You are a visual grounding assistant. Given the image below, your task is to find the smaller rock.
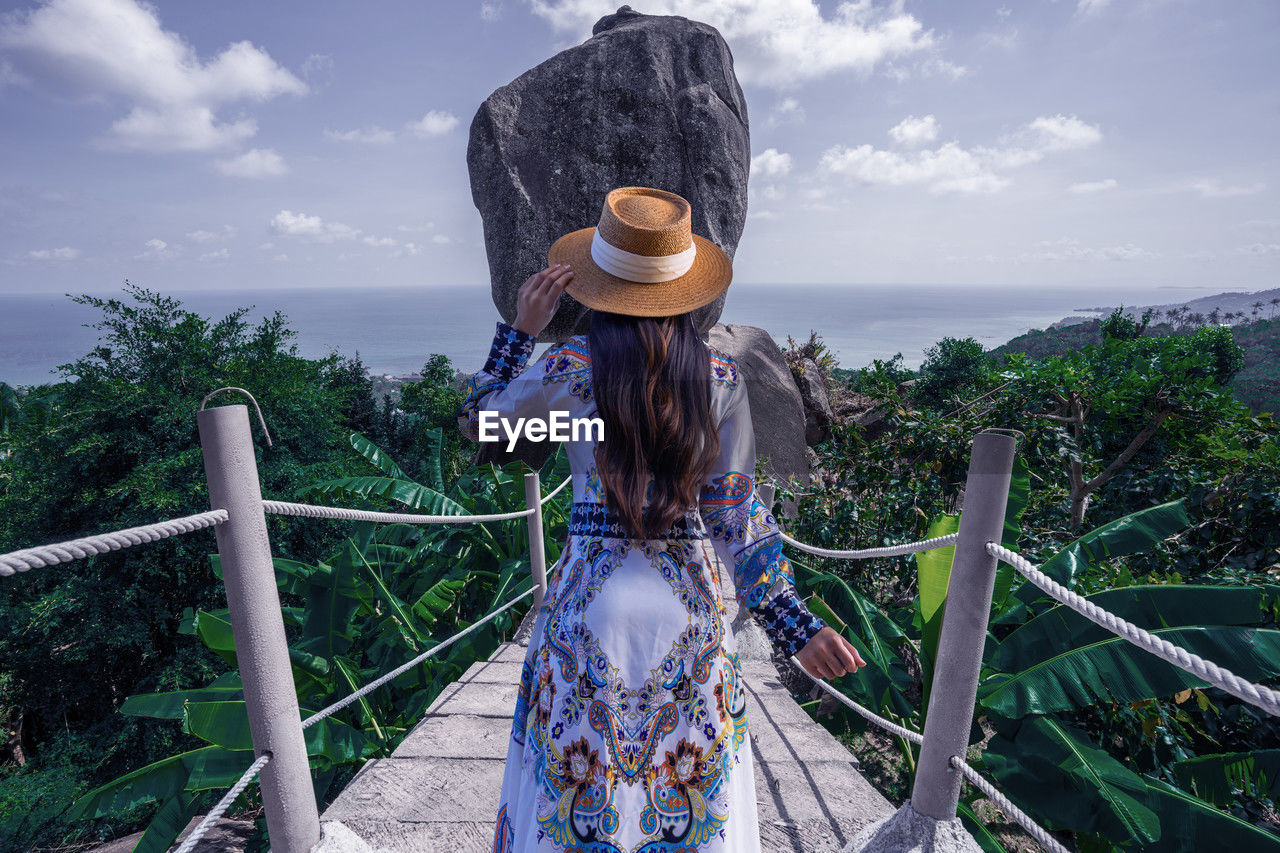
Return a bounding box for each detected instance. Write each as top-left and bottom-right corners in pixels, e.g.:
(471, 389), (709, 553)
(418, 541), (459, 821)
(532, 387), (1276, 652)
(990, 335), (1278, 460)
(795, 358), (835, 445)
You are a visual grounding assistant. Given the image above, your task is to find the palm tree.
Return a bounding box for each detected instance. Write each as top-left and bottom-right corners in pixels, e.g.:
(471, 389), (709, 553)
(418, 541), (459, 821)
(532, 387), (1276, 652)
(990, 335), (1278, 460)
(1270, 297), (1279, 319)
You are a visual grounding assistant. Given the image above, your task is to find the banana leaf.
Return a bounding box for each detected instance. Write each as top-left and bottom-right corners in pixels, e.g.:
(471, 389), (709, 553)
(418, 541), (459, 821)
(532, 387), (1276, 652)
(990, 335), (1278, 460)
(132, 791), (200, 853)
(65, 746), (251, 821)
(349, 432), (407, 479)
(422, 426), (445, 492)
(1171, 749), (1280, 808)
(957, 799), (1013, 853)
(298, 531), (370, 661)
(915, 513), (960, 711)
(983, 714), (1161, 845)
(183, 700), (372, 763)
(1141, 775), (1280, 851)
(980, 626), (1280, 718)
(994, 585), (1279, 673)
(996, 499), (1191, 625)
(304, 475), (466, 515)
(121, 684), (244, 719)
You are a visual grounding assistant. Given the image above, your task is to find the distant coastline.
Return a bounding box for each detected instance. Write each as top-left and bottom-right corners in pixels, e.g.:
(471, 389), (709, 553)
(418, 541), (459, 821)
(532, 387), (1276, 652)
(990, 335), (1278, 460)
(0, 281), (1260, 387)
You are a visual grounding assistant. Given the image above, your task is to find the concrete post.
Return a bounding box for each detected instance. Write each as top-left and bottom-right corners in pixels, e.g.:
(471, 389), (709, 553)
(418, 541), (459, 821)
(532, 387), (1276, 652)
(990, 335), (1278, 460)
(197, 404), (320, 852)
(909, 431), (1017, 821)
(524, 471), (548, 609)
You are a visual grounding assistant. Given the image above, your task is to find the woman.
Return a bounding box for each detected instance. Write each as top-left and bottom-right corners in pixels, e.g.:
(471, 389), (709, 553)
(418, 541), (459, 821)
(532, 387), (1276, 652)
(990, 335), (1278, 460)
(458, 187), (866, 853)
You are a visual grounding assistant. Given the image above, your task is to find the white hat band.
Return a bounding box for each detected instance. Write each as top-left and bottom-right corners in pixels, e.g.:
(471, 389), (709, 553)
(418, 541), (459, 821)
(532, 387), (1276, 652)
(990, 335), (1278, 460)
(590, 229), (697, 283)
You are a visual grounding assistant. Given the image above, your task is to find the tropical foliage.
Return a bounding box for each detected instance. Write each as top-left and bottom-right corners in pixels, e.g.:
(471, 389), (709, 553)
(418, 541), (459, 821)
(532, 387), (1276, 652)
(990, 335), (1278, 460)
(779, 314), (1280, 850)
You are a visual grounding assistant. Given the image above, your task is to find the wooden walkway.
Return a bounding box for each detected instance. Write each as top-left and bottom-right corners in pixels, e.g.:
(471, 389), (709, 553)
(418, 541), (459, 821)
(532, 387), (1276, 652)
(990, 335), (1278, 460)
(322, 561), (894, 852)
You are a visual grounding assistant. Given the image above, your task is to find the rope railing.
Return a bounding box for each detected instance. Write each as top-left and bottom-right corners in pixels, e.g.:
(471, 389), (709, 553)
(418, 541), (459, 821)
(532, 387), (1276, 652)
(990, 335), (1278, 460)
(172, 752), (272, 853)
(0, 510), (228, 576)
(790, 655), (924, 745)
(541, 475), (572, 504)
(780, 530), (959, 560)
(792, 656), (1070, 853)
(262, 500), (536, 525)
(948, 755), (1070, 853)
(301, 587), (536, 730)
(989, 542), (1280, 718)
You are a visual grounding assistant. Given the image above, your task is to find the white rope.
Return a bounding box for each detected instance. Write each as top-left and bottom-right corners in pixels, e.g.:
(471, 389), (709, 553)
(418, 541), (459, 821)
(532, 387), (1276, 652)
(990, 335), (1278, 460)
(788, 655), (924, 745)
(301, 587), (536, 729)
(989, 543), (1280, 718)
(541, 476), (572, 505)
(0, 510), (229, 577)
(780, 531), (959, 560)
(949, 755), (1072, 853)
(789, 657), (1068, 852)
(262, 500), (536, 525)
(171, 752), (271, 853)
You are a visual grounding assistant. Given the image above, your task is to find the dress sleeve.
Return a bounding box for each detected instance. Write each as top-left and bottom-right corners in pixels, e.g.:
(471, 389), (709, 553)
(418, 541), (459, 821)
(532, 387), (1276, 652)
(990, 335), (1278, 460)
(457, 320), (556, 443)
(696, 378), (828, 658)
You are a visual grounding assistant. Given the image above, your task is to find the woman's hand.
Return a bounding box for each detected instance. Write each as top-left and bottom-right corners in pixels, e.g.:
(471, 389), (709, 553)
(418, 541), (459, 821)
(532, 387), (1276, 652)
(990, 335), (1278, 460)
(513, 263), (574, 337)
(794, 626), (867, 680)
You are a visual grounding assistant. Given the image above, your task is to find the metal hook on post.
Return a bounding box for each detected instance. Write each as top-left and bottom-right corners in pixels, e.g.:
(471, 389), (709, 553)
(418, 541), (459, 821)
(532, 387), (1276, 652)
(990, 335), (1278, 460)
(199, 387), (273, 447)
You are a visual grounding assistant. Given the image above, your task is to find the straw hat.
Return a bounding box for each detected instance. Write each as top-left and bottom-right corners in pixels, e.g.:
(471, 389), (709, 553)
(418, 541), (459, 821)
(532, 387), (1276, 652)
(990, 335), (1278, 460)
(548, 186), (733, 317)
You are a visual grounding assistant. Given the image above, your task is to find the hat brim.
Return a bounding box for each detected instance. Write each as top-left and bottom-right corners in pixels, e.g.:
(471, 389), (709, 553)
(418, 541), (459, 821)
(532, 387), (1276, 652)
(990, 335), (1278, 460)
(548, 227), (732, 317)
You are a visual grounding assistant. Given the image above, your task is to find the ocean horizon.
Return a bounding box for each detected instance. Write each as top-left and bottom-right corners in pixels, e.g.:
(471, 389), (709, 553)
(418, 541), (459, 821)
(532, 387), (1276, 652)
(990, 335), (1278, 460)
(0, 281), (1239, 387)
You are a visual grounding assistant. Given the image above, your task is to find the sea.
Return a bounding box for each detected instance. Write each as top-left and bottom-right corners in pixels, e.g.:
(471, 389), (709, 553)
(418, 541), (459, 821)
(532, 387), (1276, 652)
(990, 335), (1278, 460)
(0, 282), (1235, 387)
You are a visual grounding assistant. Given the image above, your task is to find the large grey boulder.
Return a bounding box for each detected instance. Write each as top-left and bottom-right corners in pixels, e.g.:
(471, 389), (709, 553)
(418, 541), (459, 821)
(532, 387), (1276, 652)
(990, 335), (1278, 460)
(466, 5), (751, 340)
(707, 323), (810, 519)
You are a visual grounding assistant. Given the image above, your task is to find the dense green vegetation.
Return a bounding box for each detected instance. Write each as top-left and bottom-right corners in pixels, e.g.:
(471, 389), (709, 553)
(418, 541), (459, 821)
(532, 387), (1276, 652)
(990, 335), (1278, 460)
(990, 308), (1280, 415)
(793, 310), (1280, 850)
(0, 284), (484, 850)
(3, 286), (1278, 852)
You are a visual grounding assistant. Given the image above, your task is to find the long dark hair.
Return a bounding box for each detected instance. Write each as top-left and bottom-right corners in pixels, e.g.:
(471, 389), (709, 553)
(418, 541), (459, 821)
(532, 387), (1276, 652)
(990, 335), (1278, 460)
(589, 309), (721, 539)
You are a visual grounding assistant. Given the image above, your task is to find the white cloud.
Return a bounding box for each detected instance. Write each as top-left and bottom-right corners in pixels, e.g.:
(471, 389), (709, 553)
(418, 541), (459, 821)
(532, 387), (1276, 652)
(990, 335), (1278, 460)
(0, 0), (306, 152)
(325, 126), (396, 144)
(135, 237), (177, 259)
(215, 148), (287, 178)
(392, 242), (424, 257)
(820, 113), (1102, 194)
(186, 225), (235, 242)
(1188, 179), (1266, 198)
(820, 141), (1010, 194)
(27, 246), (79, 260)
(889, 114), (938, 146)
(198, 247), (229, 262)
(481, 2), (502, 21)
(751, 148), (792, 180)
(271, 210), (360, 241)
(408, 110), (459, 137)
(273, 253), (289, 262)
(1019, 114), (1103, 151)
(431, 234), (453, 244)
(996, 6), (1012, 19)
(527, 0), (942, 87)
(765, 97), (805, 128)
(362, 235), (397, 247)
(1237, 243), (1280, 256)
(1068, 178), (1117, 193)
(1076, 0), (1112, 17)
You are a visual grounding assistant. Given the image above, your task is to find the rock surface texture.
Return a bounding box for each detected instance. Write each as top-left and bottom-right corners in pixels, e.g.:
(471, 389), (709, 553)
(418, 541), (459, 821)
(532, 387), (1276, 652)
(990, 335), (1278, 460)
(466, 5), (751, 340)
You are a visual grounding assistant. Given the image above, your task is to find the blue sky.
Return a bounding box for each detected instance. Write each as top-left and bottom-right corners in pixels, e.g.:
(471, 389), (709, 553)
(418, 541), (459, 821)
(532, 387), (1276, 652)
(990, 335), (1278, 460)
(0, 0), (1277, 295)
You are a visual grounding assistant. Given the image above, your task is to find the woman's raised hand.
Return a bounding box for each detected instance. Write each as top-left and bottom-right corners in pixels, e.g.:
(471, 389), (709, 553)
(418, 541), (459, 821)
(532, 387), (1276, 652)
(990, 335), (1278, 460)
(513, 263), (574, 337)
(794, 626), (867, 680)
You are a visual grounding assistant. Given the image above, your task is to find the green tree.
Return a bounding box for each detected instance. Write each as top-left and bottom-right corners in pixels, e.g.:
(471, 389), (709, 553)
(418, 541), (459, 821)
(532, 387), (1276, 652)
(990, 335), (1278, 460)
(0, 283), (377, 848)
(915, 336), (995, 411)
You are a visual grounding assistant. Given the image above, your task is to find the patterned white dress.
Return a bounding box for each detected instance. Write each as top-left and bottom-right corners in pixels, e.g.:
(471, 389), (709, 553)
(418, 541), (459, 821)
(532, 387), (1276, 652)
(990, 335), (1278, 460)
(458, 321), (827, 853)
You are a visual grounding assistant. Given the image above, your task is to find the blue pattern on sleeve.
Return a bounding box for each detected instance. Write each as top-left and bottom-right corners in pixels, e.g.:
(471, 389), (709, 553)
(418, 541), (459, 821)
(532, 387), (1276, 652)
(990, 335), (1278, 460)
(457, 320), (538, 441)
